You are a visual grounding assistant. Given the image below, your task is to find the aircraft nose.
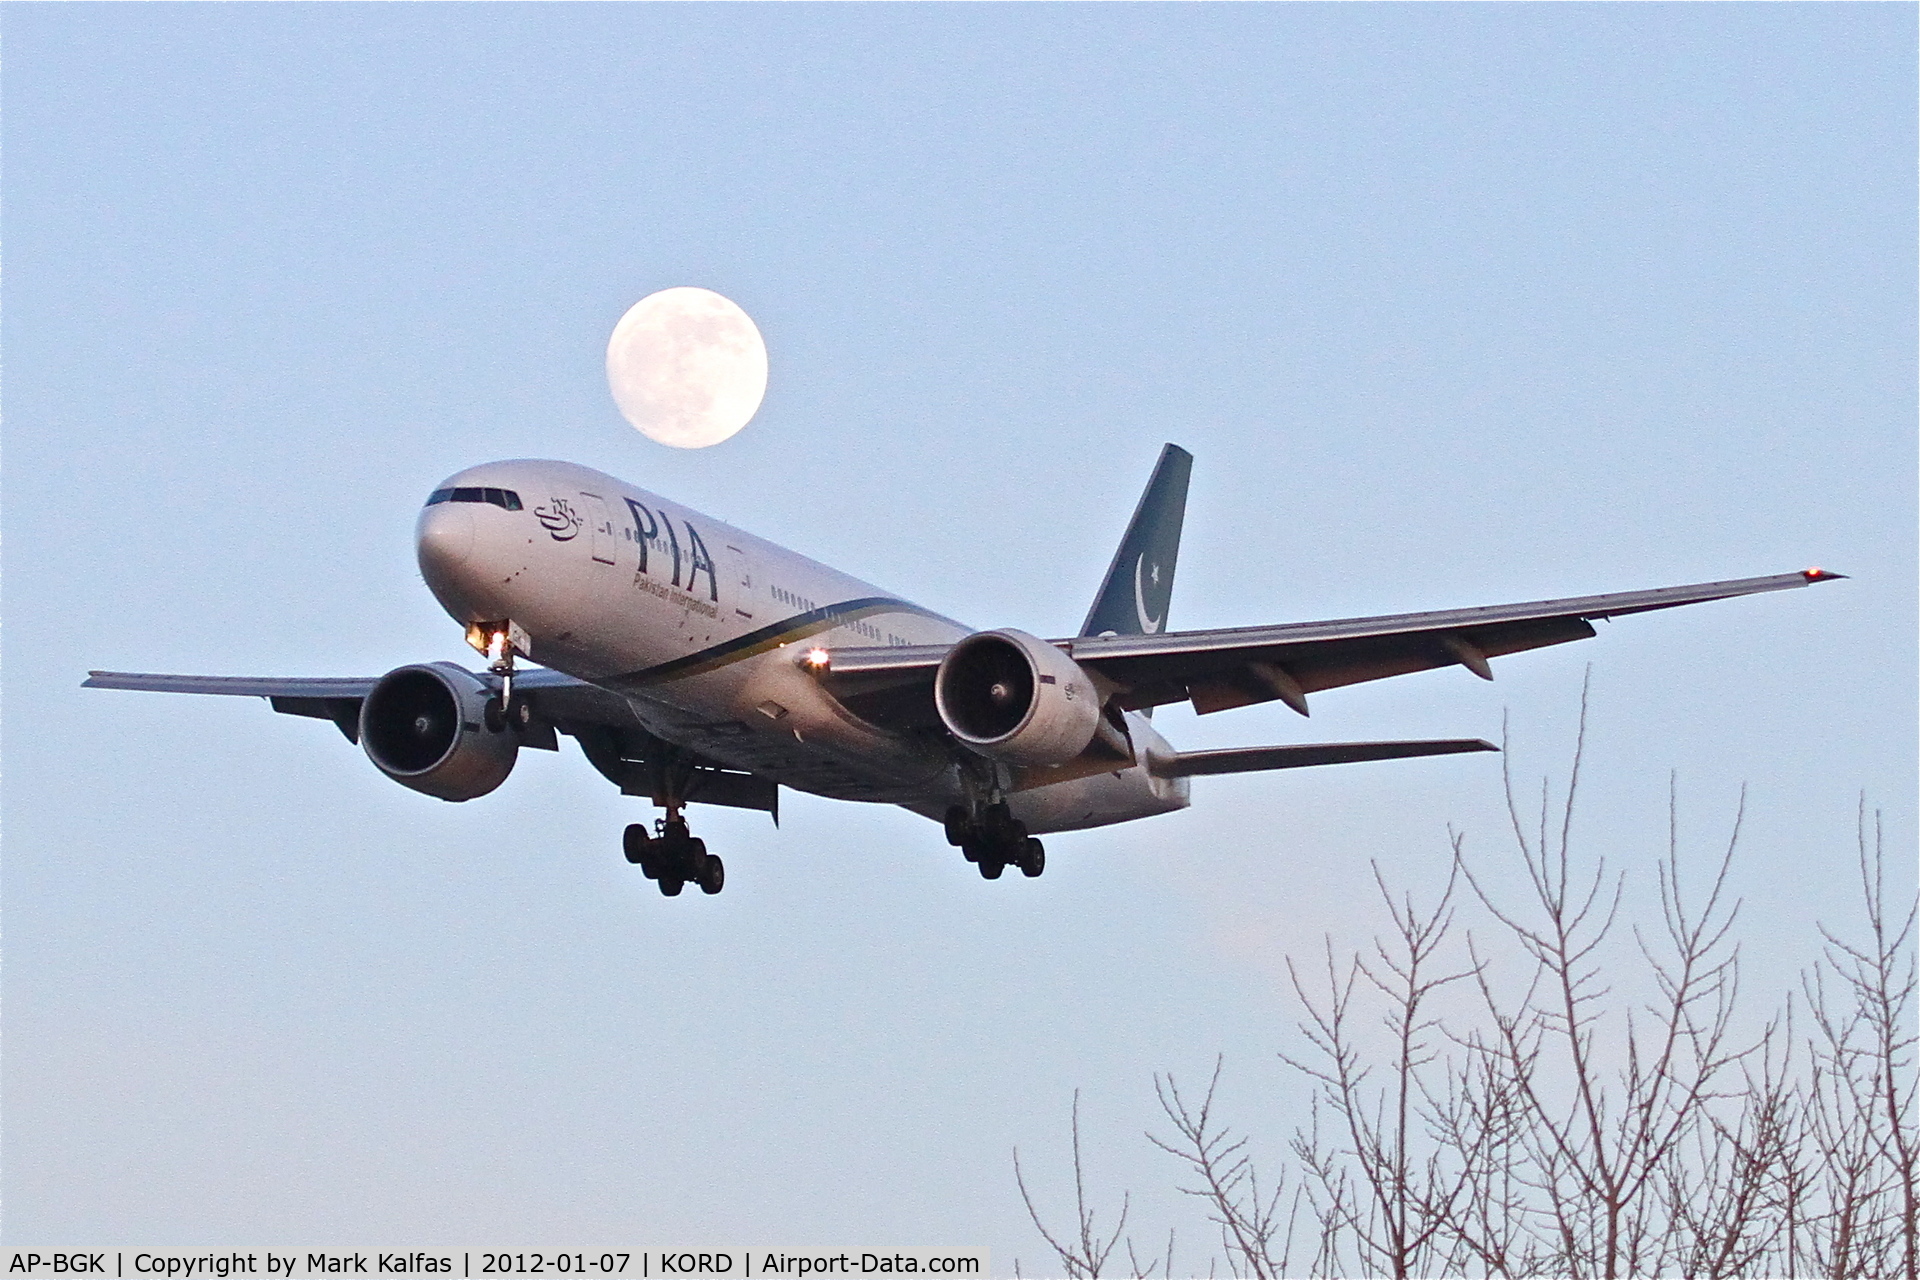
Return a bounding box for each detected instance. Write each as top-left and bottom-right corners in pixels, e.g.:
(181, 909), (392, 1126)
(416, 501), (475, 584)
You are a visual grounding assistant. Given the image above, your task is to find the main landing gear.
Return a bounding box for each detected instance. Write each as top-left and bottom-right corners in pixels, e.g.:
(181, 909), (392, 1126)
(945, 803), (1045, 881)
(624, 809), (725, 897)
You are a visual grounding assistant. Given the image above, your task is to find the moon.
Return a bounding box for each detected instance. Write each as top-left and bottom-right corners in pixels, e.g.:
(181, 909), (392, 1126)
(606, 287), (768, 448)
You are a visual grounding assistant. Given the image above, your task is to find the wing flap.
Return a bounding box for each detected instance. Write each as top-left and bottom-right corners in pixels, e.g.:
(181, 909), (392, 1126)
(568, 723), (779, 816)
(268, 696), (364, 743)
(1179, 615), (1599, 715)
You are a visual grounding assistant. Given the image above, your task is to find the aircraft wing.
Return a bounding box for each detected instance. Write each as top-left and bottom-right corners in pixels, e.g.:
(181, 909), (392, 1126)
(81, 667), (641, 740)
(819, 568), (1843, 724)
(82, 667), (777, 814)
(83, 670), (387, 741)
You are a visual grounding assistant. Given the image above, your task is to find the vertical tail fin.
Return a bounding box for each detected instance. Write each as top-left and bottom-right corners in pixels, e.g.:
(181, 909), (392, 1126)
(1079, 443), (1192, 638)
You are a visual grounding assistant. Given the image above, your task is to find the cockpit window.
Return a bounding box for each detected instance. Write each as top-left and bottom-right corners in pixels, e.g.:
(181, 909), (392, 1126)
(425, 487), (522, 511)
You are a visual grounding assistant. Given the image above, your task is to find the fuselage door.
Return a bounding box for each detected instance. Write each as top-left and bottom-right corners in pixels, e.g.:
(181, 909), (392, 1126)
(727, 544), (756, 621)
(580, 493), (617, 565)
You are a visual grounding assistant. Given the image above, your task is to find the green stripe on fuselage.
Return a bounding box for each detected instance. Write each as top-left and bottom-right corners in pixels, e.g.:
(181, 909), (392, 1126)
(607, 597), (949, 689)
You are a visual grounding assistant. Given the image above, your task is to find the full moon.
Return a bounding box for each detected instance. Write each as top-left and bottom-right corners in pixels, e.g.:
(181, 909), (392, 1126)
(606, 287), (769, 448)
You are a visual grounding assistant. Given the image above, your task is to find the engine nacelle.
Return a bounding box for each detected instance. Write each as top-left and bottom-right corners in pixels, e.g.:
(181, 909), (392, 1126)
(359, 662), (517, 801)
(934, 628), (1102, 768)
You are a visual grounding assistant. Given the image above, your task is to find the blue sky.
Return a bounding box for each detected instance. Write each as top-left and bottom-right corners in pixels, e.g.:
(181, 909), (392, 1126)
(4, 4), (1912, 1262)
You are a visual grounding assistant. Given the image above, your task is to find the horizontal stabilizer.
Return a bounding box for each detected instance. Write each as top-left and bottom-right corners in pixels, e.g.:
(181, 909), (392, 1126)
(1148, 738), (1497, 778)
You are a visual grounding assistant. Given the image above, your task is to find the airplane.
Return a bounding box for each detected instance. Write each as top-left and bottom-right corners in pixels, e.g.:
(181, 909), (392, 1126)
(87, 444), (1841, 897)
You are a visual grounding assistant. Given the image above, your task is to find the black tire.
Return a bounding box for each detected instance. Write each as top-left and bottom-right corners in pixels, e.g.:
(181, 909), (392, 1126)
(1020, 837), (1046, 878)
(959, 840), (982, 864)
(698, 854), (725, 895)
(623, 823), (652, 866)
(985, 804), (1028, 851)
(978, 858), (1004, 880)
(943, 806), (970, 847)
(658, 877), (684, 897)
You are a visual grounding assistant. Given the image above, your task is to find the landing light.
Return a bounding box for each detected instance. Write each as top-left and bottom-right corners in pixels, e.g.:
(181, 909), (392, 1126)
(464, 620), (523, 662)
(803, 647), (831, 671)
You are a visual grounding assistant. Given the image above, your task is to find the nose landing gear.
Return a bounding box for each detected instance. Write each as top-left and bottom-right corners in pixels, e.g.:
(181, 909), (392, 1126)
(467, 619), (531, 716)
(947, 803), (1046, 880)
(623, 805), (725, 896)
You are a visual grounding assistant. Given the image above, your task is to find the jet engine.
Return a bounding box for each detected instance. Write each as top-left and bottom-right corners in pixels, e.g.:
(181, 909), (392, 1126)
(934, 629), (1102, 768)
(359, 662), (517, 801)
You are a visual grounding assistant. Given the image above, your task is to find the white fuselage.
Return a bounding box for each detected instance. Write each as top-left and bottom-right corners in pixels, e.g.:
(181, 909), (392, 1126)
(415, 460), (1189, 834)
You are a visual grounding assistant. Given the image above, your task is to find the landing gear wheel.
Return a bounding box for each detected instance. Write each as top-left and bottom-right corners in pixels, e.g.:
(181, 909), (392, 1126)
(698, 854), (725, 895)
(978, 858), (1005, 880)
(1019, 837), (1046, 878)
(623, 823), (653, 867)
(658, 877), (685, 897)
(944, 806), (970, 847)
